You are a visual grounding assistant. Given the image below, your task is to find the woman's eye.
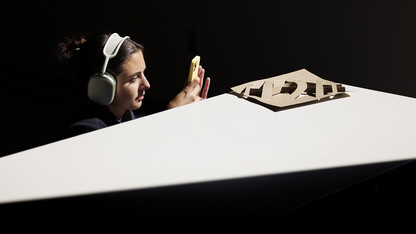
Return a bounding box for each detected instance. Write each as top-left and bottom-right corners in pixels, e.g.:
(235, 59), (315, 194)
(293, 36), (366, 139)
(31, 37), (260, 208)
(130, 76), (138, 82)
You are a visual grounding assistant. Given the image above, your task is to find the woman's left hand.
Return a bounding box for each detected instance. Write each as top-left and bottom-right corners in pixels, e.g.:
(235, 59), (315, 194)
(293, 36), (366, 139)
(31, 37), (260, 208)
(167, 65), (211, 109)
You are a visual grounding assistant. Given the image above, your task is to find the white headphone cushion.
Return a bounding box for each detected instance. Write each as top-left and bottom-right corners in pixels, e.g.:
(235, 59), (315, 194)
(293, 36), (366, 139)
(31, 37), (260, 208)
(87, 73), (117, 105)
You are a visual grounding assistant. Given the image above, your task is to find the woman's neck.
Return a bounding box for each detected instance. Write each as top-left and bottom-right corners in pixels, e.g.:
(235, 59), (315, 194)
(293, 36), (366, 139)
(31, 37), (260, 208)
(107, 105), (126, 122)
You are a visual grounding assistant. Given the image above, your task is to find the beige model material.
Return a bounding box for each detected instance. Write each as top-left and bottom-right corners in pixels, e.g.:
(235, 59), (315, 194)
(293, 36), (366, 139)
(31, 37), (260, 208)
(231, 69), (347, 108)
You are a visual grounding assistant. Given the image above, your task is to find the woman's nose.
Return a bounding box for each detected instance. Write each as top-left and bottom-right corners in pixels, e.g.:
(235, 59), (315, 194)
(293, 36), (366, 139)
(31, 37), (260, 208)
(141, 75), (150, 90)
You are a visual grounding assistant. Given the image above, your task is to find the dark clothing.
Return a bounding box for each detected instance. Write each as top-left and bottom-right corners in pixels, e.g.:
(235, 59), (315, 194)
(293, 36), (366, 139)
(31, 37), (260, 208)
(66, 107), (143, 138)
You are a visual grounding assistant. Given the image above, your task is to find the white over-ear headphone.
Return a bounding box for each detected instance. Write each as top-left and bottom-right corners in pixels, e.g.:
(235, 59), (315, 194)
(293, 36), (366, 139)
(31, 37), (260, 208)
(87, 33), (130, 105)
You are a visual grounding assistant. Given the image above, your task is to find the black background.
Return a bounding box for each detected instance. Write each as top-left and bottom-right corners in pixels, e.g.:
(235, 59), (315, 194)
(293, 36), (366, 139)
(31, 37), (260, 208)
(1, 0), (416, 223)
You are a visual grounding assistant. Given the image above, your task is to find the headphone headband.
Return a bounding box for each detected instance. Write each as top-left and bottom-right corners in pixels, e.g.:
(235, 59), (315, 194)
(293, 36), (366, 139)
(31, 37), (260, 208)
(101, 33), (130, 74)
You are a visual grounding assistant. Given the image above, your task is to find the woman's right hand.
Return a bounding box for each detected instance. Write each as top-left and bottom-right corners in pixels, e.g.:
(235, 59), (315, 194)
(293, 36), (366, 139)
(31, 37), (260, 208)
(167, 65), (211, 109)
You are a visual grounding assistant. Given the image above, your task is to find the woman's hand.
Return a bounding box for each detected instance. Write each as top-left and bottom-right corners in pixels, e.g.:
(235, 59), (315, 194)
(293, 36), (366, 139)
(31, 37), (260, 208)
(167, 65), (211, 109)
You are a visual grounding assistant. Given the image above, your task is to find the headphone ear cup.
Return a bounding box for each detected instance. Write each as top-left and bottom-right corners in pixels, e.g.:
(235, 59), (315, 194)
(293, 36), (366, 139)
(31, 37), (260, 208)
(87, 72), (117, 105)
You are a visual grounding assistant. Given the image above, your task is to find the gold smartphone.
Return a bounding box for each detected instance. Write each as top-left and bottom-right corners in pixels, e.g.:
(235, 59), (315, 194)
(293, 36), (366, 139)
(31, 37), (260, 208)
(187, 55), (200, 83)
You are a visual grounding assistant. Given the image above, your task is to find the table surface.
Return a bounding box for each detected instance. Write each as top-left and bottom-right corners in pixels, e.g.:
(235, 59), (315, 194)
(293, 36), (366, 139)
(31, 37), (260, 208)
(1, 84), (416, 205)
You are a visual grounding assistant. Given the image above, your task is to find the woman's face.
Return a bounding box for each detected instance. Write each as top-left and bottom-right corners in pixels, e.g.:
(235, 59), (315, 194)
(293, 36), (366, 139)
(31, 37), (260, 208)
(110, 50), (150, 111)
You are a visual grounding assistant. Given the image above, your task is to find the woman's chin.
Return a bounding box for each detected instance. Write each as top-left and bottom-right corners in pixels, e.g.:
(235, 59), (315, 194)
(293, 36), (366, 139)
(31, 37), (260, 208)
(131, 101), (143, 110)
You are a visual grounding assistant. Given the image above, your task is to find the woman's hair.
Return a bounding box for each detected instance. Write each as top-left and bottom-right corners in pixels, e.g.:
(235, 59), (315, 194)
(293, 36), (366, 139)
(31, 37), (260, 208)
(56, 32), (144, 88)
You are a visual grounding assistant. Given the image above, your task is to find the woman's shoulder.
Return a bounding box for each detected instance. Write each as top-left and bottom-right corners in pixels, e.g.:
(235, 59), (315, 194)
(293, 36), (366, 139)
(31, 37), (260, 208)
(64, 109), (143, 138)
(66, 118), (108, 138)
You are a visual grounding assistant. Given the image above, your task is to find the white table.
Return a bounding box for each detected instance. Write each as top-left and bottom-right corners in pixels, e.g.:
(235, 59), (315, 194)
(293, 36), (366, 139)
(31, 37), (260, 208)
(1, 84), (416, 222)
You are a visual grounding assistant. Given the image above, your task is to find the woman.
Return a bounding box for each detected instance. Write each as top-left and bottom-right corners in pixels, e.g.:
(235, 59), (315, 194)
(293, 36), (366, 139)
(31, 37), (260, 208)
(57, 32), (210, 137)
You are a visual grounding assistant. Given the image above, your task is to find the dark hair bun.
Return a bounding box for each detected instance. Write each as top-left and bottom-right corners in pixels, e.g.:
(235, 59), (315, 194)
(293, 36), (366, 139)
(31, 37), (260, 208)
(56, 34), (87, 63)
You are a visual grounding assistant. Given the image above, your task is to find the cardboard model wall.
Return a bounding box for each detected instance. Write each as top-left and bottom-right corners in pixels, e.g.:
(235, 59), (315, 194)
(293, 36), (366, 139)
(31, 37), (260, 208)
(231, 69), (347, 108)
